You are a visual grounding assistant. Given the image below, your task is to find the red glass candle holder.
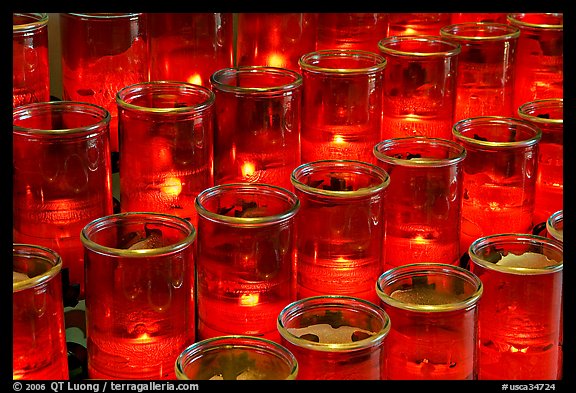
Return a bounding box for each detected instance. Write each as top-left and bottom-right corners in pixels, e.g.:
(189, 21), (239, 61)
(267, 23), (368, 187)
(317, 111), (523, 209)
(518, 98), (563, 225)
(175, 335), (298, 380)
(376, 263), (483, 380)
(116, 81), (215, 229)
(468, 233), (563, 380)
(507, 13), (563, 111)
(60, 13), (149, 154)
(147, 13), (234, 87)
(299, 49), (387, 164)
(13, 244), (69, 380)
(13, 13), (50, 108)
(291, 160), (390, 303)
(546, 210), (563, 243)
(13, 101), (114, 298)
(373, 137), (466, 270)
(440, 22), (520, 122)
(386, 13), (452, 37)
(195, 183), (300, 342)
(81, 212), (197, 380)
(315, 13), (388, 52)
(277, 295), (391, 380)
(378, 35), (460, 140)
(210, 66), (302, 190)
(453, 116), (542, 253)
(236, 13), (317, 72)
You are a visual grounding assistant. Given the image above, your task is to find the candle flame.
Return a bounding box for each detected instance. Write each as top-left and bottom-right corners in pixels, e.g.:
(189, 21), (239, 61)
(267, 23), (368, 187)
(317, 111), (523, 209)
(510, 345), (528, 353)
(241, 161), (256, 178)
(333, 135), (346, 144)
(187, 73), (203, 86)
(404, 28), (417, 35)
(160, 176), (182, 197)
(267, 53), (286, 68)
(137, 332), (152, 343)
(240, 293), (260, 306)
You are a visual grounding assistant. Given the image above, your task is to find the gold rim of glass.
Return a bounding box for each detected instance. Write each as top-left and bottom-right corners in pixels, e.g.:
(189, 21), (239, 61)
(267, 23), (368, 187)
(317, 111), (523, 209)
(195, 183), (300, 227)
(468, 233), (563, 275)
(378, 35), (461, 57)
(13, 13), (48, 33)
(13, 101), (111, 137)
(116, 81), (215, 114)
(291, 159), (390, 198)
(440, 22), (520, 41)
(376, 263), (483, 313)
(13, 243), (62, 293)
(80, 212), (196, 258)
(299, 49), (387, 75)
(277, 295), (391, 352)
(175, 335), (299, 380)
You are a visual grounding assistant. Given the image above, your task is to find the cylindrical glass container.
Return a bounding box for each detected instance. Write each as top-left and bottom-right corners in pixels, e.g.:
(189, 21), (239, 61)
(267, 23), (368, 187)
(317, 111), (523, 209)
(235, 13), (317, 72)
(81, 212), (197, 380)
(440, 22), (520, 122)
(468, 233), (563, 380)
(195, 183), (300, 342)
(299, 49), (387, 164)
(507, 13), (563, 112)
(116, 81), (215, 229)
(175, 335), (298, 380)
(291, 160), (390, 303)
(452, 116), (542, 253)
(373, 137), (466, 269)
(210, 66), (302, 190)
(546, 210), (563, 243)
(147, 13), (234, 87)
(13, 244), (69, 380)
(518, 98), (563, 225)
(60, 13), (149, 155)
(13, 13), (50, 108)
(378, 35), (460, 140)
(277, 295), (391, 380)
(376, 263), (483, 380)
(13, 101), (114, 298)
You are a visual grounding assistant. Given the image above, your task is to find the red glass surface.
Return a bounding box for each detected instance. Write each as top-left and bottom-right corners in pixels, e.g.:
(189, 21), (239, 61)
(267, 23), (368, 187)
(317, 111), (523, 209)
(13, 102), (114, 298)
(291, 160), (389, 303)
(450, 13), (508, 24)
(195, 184), (299, 342)
(81, 212), (196, 380)
(211, 67), (302, 190)
(236, 13), (317, 72)
(518, 99), (563, 225)
(299, 50), (386, 164)
(386, 13), (452, 37)
(374, 137), (466, 270)
(277, 296), (390, 380)
(378, 36), (460, 140)
(468, 234), (563, 380)
(13, 13), (50, 108)
(315, 13), (388, 52)
(147, 13), (234, 87)
(440, 22), (520, 123)
(376, 264), (482, 380)
(452, 117), (541, 253)
(60, 13), (149, 153)
(117, 81), (215, 229)
(507, 13), (563, 112)
(13, 244), (69, 380)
